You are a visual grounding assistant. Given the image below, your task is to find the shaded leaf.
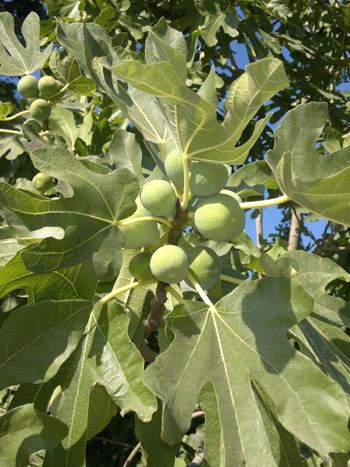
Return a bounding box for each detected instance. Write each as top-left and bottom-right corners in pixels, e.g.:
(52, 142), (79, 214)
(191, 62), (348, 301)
(0, 300), (92, 387)
(0, 404), (67, 467)
(109, 129), (143, 182)
(0, 252), (97, 302)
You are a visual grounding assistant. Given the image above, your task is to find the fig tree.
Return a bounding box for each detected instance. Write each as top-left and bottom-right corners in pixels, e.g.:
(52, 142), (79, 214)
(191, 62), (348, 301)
(189, 161), (229, 197)
(150, 245), (189, 284)
(187, 246), (220, 290)
(30, 99), (51, 121)
(38, 76), (59, 98)
(129, 252), (154, 281)
(17, 75), (39, 98)
(164, 149), (184, 189)
(194, 194), (245, 241)
(32, 172), (55, 193)
(140, 179), (177, 218)
(119, 198), (160, 249)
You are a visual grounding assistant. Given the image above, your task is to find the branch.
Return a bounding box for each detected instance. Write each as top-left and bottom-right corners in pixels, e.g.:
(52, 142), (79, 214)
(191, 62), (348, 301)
(255, 209), (263, 249)
(288, 207), (301, 251)
(122, 442), (141, 467)
(142, 200), (189, 343)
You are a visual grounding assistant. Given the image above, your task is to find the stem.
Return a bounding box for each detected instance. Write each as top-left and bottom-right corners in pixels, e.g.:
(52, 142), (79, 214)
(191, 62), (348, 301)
(220, 274), (243, 286)
(118, 216), (172, 229)
(187, 272), (214, 307)
(122, 442), (141, 467)
(180, 155), (191, 210)
(240, 194), (289, 210)
(1, 109), (30, 121)
(0, 128), (22, 136)
(98, 280), (153, 305)
(48, 82), (70, 101)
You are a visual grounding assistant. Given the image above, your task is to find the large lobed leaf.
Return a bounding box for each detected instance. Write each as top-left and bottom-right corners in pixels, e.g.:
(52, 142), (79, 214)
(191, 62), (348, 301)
(0, 12), (52, 75)
(44, 302), (157, 466)
(0, 147), (139, 280)
(267, 102), (350, 226)
(145, 278), (350, 465)
(113, 58), (288, 164)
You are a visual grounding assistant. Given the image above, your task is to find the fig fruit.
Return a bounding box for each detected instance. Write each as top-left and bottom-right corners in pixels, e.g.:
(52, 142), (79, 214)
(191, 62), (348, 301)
(129, 252), (154, 281)
(17, 75), (39, 98)
(187, 246), (220, 290)
(38, 76), (59, 99)
(189, 161), (229, 197)
(140, 179), (177, 218)
(164, 149), (184, 189)
(150, 245), (189, 284)
(30, 99), (51, 121)
(32, 172), (55, 193)
(194, 194), (245, 241)
(119, 198), (160, 249)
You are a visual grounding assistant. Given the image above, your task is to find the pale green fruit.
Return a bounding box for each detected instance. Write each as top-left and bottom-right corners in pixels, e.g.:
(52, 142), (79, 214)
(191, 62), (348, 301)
(187, 246), (220, 290)
(164, 149), (184, 189)
(30, 99), (51, 121)
(17, 76), (39, 98)
(38, 76), (59, 98)
(140, 180), (177, 218)
(189, 161), (229, 197)
(119, 198), (160, 249)
(150, 245), (189, 284)
(194, 194), (245, 241)
(32, 172), (55, 193)
(129, 252), (154, 281)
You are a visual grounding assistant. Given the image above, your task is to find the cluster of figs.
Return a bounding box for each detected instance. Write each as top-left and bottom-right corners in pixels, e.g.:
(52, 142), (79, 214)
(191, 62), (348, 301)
(17, 74), (63, 121)
(122, 149), (245, 290)
(17, 74), (64, 194)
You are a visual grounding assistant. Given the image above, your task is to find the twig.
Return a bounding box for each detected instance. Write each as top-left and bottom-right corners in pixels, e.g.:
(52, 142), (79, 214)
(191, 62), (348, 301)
(189, 452), (204, 466)
(122, 442), (141, 467)
(288, 207), (301, 251)
(255, 209), (263, 249)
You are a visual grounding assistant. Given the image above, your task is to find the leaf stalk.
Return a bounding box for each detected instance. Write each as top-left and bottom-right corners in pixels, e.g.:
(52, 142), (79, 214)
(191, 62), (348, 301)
(239, 194), (289, 210)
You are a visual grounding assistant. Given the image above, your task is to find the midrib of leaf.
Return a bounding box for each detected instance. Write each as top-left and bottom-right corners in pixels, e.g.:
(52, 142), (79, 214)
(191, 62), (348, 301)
(210, 307), (247, 461)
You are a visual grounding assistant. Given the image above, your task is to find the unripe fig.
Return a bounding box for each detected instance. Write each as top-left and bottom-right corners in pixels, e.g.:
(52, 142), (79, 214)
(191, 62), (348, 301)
(150, 245), (189, 284)
(187, 246), (220, 290)
(129, 252), (154, 281)
(189, 161), (229, 197)
(38, 76), (59, 98)
(119, 198), (160, 249)
(30, 99), (51, 121)
(194, 194), (245, 241)
(17, 75), (39, 98)
(140, 180), (177, 218)
(164, 149), (184, 189)
(32, 172), (55, 193)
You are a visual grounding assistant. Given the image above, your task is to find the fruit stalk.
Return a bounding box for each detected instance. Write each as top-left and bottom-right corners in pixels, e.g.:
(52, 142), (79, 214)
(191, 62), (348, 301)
(180, 155), (191, 210)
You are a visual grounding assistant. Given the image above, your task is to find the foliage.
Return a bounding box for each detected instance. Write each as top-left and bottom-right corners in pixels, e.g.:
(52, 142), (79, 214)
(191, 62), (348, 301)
(0, 2), (349, 467)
